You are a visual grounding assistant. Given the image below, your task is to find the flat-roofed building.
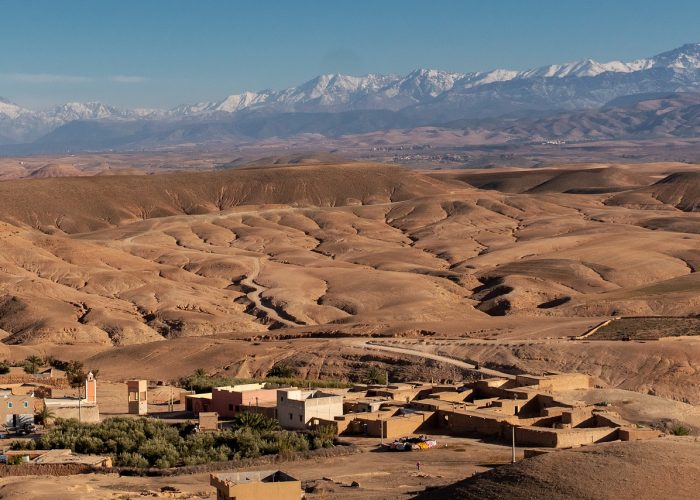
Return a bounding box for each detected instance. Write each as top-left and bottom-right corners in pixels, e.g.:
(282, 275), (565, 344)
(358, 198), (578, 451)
(211, 383), (278, 418)
(185, 392), (213, 413)
(0, 390), (36, 427)
(127, 380), (148, 415)
(185, 383), (280, 418)
(277, 389), (343, 430)
(210, 470), (300, 500)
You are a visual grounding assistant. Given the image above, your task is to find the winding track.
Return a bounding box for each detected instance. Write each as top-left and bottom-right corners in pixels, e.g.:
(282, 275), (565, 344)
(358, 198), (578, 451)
(358, 340), (515, 379)
(240, 256), (302, 328)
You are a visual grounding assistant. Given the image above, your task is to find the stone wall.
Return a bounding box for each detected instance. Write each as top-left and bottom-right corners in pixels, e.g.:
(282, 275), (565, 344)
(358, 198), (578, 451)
(516, 425), (619, 448)
(440, 410), (509, 438)
(50, 404), (100, 423)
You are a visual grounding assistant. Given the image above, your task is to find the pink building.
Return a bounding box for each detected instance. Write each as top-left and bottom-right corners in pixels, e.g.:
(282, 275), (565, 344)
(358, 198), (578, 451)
(186, 383), (279, 418)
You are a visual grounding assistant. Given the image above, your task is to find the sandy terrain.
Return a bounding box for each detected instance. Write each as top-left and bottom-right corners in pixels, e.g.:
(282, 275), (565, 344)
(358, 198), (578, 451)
(0, 436), (520, 499)
(0, 158), (696, 497)
(418, 437), (700, 500)
(0, 160), (695, 402)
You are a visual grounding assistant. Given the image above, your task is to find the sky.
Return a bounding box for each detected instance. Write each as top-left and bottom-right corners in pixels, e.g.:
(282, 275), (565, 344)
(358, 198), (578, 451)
(2, 0), (699, 109)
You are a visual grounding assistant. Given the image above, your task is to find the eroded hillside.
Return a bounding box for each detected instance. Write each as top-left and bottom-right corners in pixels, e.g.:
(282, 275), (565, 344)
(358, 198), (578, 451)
(0, 162), (697, 346)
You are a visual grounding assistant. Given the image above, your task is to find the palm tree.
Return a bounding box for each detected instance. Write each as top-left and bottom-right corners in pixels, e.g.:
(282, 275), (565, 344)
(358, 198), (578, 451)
(24, 355), (43, 375)
(37, 405), (56, 426)
(232, 412), (280, 432)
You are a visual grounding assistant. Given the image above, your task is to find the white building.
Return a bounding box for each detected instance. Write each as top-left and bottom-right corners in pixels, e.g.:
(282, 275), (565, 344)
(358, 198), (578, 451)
(276, 389), (343, 430)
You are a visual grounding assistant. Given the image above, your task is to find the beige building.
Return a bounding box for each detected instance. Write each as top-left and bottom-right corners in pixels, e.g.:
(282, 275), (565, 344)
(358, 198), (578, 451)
(198, 411), (219, 431)
(127, 380), (148, 415)
(277, 388), (343, 430)
(0, 390), (36, 427)
(210, 470), (300, 500)
(44, 371), (100, 423)
(331, 371), (660, 449)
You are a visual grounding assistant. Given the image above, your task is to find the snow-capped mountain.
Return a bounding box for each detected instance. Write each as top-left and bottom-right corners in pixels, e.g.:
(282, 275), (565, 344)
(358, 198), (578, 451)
(2, 42), (700, 149)
(0, 97), (31, 120)
(166, 43), (700, 118)
(0, 99), (144, 144)
(44, 102), (133, 122)
(174, 70), (466, 115)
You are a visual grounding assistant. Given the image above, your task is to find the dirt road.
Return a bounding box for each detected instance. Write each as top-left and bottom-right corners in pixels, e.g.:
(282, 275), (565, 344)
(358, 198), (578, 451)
(359, 340), (515, 379)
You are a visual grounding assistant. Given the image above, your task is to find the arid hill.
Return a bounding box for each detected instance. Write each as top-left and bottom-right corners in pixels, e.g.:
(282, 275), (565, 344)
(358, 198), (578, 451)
(0, 160), (698, 404)
(418, 438), (700, 500)
(28, 163), (85, 179)
(434, 164), (663, 194)
(607, 171), (700, 212)
(0, 163), (453, 233)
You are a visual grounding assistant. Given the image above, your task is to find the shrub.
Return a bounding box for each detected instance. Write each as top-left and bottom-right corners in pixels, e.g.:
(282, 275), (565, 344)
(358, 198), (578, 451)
(12, 416), (316, 468)
(117, 451), (149, 468)
(311, 425), (336, 448)
(267, 364), (294, 378)
(670, 424), (691, 436)
(139, 438), (179, 468)
(363, 366), (386, 385)
(0, 362), (10, 375)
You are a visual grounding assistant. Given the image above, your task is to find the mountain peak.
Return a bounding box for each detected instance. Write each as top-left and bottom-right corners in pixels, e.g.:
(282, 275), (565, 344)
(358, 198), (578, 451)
(0, 98), (28, 119)
(649, 42), (700, 71)
(3, 42), (700, 149)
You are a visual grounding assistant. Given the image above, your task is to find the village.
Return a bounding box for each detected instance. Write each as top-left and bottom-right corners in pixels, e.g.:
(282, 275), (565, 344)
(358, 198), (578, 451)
(0, 356), (664, 499)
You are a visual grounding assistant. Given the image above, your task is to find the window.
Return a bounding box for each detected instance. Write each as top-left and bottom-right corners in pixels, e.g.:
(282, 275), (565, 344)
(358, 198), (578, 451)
(299, 414), (302, 422)
(228, 404), (233, 411)
(7, 402), (12, 409)
(23, 402), (28, 408)
(289, 413), (293, 420)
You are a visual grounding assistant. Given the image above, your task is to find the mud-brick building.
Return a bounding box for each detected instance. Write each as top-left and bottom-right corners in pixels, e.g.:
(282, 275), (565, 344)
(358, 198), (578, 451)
(185, 383), (279, 418)
(210, 470), (300, 500)
(0, 390), (37, 427)
(277, 388), (343, 430)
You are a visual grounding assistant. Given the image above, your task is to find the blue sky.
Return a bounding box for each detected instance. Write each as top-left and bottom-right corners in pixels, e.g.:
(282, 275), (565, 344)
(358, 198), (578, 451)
(2, 0), (699, 109)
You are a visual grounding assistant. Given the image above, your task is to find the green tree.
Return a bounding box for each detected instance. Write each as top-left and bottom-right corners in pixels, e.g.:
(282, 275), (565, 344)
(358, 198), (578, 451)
(232, 412), (280, 433)
(0, 361), (10, 375)
(11, 416), (315, 468)
(23, 355), (43, 374)
(63, 360), (89, 388)
(36, 406), (56, 426)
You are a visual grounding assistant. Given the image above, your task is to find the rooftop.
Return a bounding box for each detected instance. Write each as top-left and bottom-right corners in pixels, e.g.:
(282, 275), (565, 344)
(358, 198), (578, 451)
(211, 469), (297, 485)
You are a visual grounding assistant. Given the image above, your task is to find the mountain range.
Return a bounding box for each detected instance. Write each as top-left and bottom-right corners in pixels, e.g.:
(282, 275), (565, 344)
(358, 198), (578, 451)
(2, 43), (700, 152)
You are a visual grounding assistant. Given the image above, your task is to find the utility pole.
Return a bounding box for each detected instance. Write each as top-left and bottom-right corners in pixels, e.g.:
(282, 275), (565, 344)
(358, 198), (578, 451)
(512, 393), (518, 463)
(380, 415), (384, 445)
